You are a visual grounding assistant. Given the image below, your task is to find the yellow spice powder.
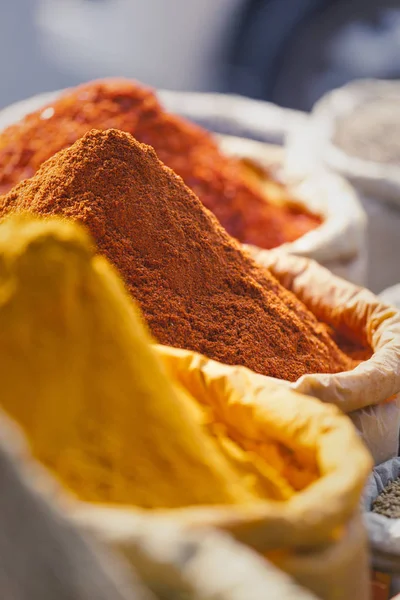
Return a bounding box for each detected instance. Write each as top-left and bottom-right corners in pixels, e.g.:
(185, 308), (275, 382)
(0, 215), (316, 507)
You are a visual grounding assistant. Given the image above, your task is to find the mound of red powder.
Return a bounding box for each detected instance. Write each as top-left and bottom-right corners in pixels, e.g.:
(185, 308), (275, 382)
(0, 78), (321, 249)
(0, 128), (354, 381)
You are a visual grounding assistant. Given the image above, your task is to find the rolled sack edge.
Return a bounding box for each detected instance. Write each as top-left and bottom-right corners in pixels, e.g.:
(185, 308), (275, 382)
(253, 250), (400, 413)
(0, 342), (371, 555)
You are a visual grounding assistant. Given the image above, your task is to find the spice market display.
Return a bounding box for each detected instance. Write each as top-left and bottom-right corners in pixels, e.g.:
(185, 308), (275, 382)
(0, 78), (321, 250)
(0, 214), (370, 508)
(0, 76), (400, 600)
(0, 212), (376, 600)
(0, 215), (372, 534)
(0, 129), (362, 382)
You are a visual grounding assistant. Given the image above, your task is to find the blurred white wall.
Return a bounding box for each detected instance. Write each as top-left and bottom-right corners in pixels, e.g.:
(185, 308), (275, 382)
(37, 0), (244, 91)
(0, 0), (243, 109)
(0, 0), (78, 107)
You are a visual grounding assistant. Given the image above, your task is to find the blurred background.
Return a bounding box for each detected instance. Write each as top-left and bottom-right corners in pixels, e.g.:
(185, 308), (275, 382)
(2, 0), (400, 111)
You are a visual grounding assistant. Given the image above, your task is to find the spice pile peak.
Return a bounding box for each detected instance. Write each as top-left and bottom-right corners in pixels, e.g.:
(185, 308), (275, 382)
(0, 129), (355, 381)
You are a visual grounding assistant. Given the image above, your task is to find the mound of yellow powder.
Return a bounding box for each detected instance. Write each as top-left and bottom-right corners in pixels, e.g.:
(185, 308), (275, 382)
(0, 215), (300, 507)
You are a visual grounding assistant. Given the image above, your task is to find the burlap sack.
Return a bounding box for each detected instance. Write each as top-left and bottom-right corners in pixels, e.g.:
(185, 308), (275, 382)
(0, 89), (367, 286)
(251, 250), (400, 463)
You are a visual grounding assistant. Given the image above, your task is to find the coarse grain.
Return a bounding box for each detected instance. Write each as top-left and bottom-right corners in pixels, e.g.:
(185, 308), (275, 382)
(372, 478), (400, 519)
(334, 98), (400, 166)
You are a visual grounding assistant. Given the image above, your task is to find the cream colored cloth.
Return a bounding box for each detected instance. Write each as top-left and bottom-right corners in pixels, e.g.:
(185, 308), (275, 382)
(0, 216), (370, 600)
(250, 250), (400, 463)
(143, 345), (372, 552)
(73, 347), (371, 600)
(71, 347), (371, 600)
(0, 413), (319, 600)
(252, 250), (400, 412)
(0, 417), (153, 600)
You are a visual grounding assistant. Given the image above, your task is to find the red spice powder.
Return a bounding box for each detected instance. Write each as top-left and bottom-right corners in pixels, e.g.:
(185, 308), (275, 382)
(0, 129), (355, 382)
(0, 78), (321, 250)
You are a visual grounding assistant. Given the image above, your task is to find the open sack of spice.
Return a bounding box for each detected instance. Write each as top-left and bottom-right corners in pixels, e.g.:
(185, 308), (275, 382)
(287, 79), (400, 293)
(381, 284), (400, 311)
(0, 127), (398, 463)
(364, 457), (400, 555)
(0, 416), (322, 600)
(363, 457), (400, 596)
(0, 416), (151, 600)
(0, 78), (366, 284)
(311, 79), (400, 204)
(0, 214), (371, 600)
(218, 135), (366, 286)
(161, 89), (367, 285)
(253, 249), (400, 464)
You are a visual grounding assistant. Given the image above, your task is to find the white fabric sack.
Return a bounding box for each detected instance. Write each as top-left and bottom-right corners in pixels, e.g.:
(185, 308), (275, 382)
(0, 416), (154, 600)
(74, 510), (321, 600)
(0, 89), (299, 148)
(0, 412), (321, 600)
(253, 250), (400, 464)
(74, 507), (369, 600)
(216, 134), (367, 286)
(276, 513), (369, 600)
(0, 394), (368, 600)
(350, 402), (400, 468)
(287, 80), (400, 293)
(363, 457), (400, 595)
(311, 79), (400, 205)
(158, 89), (304, 145)
(381, 284), (400, 311)
(0, 89), (367, 286)
(160, 90), (367, 286)
(66, 344), (371, 600)
(75, 504), (368, 600)
(364, 457), (400, 557)
(365, 282), (400, 460)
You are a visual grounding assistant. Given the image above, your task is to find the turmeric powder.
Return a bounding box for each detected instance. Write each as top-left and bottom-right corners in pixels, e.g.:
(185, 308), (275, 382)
(0, 216), (317, 507)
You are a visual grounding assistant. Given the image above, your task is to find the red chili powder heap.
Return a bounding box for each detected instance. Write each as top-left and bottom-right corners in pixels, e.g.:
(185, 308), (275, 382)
(0, 78), (321, 250)
(0, 129), (355, 382)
